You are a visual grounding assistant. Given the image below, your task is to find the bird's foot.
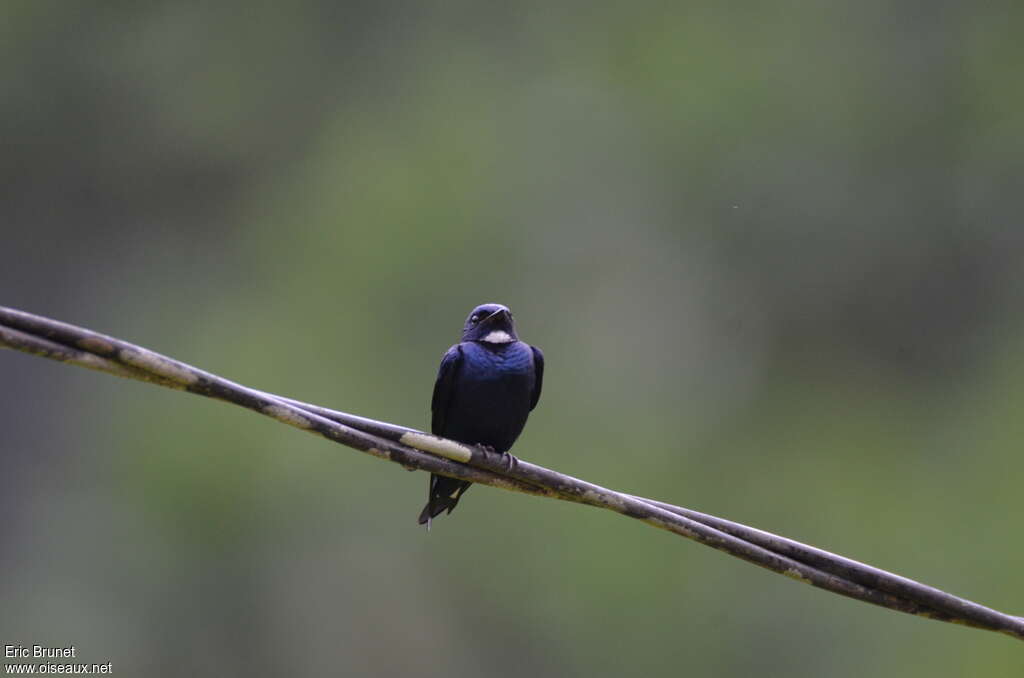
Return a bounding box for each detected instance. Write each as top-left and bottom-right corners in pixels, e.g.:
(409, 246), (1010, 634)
(476, 444), (517, 472)
(501, 451), (519, 472)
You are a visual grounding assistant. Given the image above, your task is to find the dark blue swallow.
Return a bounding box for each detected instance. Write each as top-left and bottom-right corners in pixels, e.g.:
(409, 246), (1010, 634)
(418, 303), (544, 526)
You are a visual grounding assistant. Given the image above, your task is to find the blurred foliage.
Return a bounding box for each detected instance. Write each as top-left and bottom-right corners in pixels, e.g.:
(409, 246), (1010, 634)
(2, 1), (1023, 676)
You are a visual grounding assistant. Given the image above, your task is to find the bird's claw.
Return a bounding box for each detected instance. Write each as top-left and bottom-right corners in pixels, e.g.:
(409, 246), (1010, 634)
(475, 444), (517, 472)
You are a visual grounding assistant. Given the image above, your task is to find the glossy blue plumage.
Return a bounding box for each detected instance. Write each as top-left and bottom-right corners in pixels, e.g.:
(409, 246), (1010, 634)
(418, 303), (544, 525)
(434, 340), (538, 453)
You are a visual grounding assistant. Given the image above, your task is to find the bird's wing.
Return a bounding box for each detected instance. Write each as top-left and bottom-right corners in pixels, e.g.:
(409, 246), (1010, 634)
(431, 344), (463, 435)
(529, 345), (544, 411)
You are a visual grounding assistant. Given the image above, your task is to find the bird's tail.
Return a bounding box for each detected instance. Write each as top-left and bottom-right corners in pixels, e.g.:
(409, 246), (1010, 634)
(418, 474), (472, 526)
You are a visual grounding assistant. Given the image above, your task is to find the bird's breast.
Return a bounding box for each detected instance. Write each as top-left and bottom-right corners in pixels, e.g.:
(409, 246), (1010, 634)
(440, 341), (536, 451)
(460, 341), (534, 376)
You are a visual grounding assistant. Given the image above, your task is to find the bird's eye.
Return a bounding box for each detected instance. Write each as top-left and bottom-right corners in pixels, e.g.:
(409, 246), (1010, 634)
(470, 314), (480, 324)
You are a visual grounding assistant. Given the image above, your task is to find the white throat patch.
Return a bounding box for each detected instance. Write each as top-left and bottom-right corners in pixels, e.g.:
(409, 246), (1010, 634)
(481, 330), (514, 344)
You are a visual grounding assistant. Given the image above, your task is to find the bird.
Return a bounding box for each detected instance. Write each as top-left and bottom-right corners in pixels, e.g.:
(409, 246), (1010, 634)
(418, 303), (544, 526)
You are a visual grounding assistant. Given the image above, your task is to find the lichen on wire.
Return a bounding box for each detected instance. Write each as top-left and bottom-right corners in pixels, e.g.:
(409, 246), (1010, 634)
(1, 305), (1021, 640)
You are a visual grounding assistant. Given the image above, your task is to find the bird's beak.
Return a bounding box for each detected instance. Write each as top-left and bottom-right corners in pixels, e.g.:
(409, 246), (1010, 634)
(481, 309), (511, 326)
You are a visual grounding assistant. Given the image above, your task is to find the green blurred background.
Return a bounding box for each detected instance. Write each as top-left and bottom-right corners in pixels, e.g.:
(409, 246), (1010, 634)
(2, 2), (1023, 675)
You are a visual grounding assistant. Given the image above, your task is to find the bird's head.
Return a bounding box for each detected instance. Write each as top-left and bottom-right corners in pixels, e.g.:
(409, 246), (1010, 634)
(461, 303), (518, 344)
